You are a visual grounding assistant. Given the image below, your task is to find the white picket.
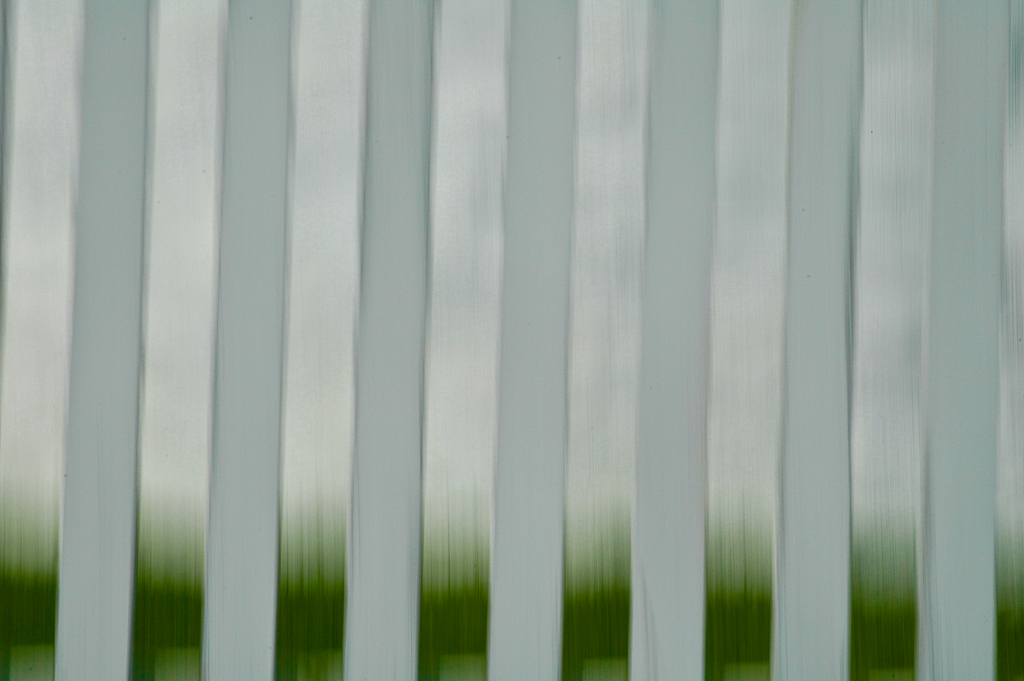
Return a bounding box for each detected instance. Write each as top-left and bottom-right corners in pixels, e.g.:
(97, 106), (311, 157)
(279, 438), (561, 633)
(924, 1), (1006, 679)
(202, 1), (291, 678)
(54, 1), (144, 679)
(633, 3), (718, 681)
(342, 2), (433, 680)
(778, 2), (861, 679)
(488, 3), (576, 681)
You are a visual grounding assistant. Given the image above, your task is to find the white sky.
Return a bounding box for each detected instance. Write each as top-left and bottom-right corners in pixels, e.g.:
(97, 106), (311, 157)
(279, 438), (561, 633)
(277, 0), (365, 586)
(0, 0), (81, 577)
(706, 0), (791, 591)
(564, 0), (648, 589)
(420, 0), (506, 590)
(136, 0), (224, 584)
(851, 0), (933, 543)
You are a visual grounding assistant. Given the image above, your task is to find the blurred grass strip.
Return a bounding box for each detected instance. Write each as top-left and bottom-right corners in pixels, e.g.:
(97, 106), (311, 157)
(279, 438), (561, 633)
(561, 581), (629, 681)
(561, 519), (630, 681)
(129, 574), (202, 681)
(418, 582), (488, 681)
(997, 605), (1023, 681)
(997, 547), (1023, 681)
(704, 586), (771, 681)
(129, 512), (207, 680)
(704, 524), (772, 681)
(849, 533), (916, 681)
(418, 534), (489, 681)
(0, 569), (57, 678)
(850, 597), (915, 681)
(275, 575), (346, 681)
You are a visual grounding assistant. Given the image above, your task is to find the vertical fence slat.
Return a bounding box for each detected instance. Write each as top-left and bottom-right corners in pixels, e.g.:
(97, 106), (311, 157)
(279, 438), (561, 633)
(778, 1), (860, 678)
(925, 1), (1006, 679)
(343, 2), (432, 679)
(999, 4), (1024, 679)
(488, 2), (575, 680)
(632, 3), (718, 681)
(54, 1), (146, 678)
(202, 1), (290, 678)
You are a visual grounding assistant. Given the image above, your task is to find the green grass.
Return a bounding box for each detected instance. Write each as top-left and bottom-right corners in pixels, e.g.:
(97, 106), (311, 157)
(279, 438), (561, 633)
(997, 544), (1023, 681)
(418, 521), (490, 681)
(561, 518), (630, 681)
(0, 568), (57, 680)
(275, 575), (346, 681)
(129, 573), (203, 681)
(850, 596), (915, 681)
(561, 580), (630, 681)
(998, 603), (1023, 681)
(418, 581), (489, 681)
(704, 586), (772, 681)
(849, 535), (916, 681)
(704, 523), (772, 681)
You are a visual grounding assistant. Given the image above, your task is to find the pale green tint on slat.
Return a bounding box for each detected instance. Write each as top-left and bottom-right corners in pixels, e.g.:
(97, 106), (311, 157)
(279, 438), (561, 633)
(419, 0), (506, 677)
(131, 1), (224, 678)
(0, 0), (81, 676)
(850, 2), (933, 678)
(562, 0), (647, 678)
(706, 1), (791, 677)
(1000, 3), (1024, 679)
(276, 1), (365, 678)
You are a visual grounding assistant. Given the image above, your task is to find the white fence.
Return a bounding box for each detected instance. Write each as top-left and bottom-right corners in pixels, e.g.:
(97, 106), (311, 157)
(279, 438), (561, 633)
(0, 1), (1019, 680)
